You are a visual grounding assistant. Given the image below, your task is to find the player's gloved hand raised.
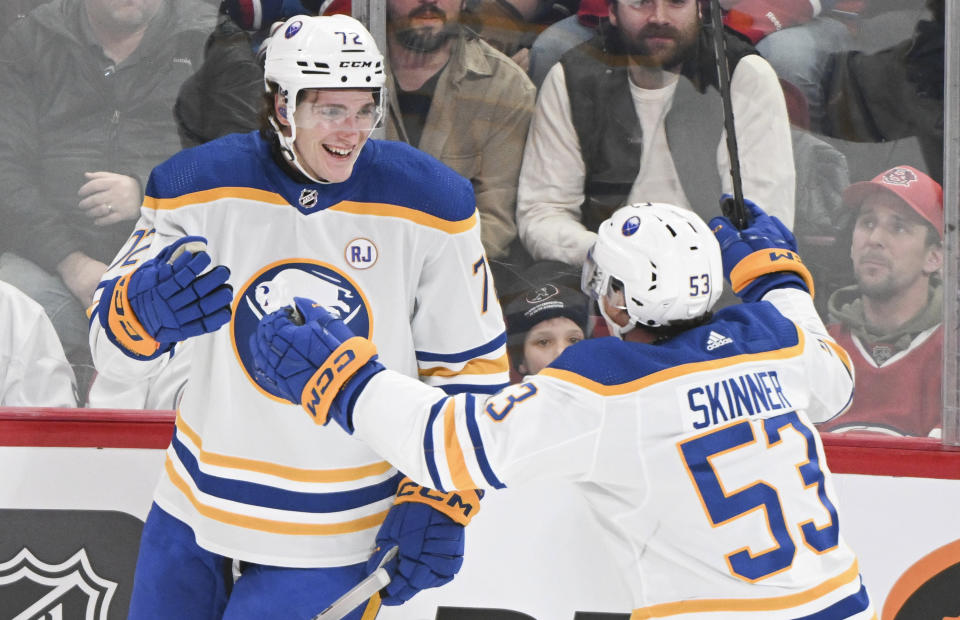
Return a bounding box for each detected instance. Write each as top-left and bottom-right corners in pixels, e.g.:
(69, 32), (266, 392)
(249, 296), (383, 430)
(99, 236), (233, 359)
(370, 478), (482, 606)
(708, 196), (814, 303)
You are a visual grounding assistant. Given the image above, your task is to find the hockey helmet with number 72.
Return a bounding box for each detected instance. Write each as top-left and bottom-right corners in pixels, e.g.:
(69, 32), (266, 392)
(581, 202), (723, 337)
(262, 15), (385, 180)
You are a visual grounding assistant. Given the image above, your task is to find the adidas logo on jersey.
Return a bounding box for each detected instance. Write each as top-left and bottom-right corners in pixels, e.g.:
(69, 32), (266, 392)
(705, 330), (733, 351)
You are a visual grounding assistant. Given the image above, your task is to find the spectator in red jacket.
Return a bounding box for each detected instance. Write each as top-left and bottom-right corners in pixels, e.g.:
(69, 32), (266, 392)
(818, 165), (943, 437)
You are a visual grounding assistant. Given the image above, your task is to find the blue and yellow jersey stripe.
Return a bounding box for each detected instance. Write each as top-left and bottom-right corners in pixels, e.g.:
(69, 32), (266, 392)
(630, 560), (870, 618)
(417, 332), (511, 395)
(168, 415), (398, 536)
(542, 328), (805, 396)
(144, 188), (479, 235)
(145, 132), (478, 226)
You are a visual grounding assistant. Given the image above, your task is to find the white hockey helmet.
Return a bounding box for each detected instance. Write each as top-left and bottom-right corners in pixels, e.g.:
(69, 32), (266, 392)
(262, 14), (386, 181)
(581, 202), (724, 337)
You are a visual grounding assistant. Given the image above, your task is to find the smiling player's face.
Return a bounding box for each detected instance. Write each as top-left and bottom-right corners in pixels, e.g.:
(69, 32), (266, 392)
(276, 89), (378, 183)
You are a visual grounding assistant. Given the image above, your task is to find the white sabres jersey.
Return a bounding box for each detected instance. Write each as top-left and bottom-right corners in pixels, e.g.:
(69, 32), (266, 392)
(89, 132), (510, 567)
(353, 289), (875, 618)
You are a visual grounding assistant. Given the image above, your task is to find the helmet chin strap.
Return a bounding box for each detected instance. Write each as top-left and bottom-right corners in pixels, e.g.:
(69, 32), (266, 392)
(598, 301), (636, 340)
(269, 110), (331, 185)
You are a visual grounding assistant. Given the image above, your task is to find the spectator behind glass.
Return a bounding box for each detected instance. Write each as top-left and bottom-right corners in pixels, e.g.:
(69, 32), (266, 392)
(461, 0), (578, 71)
(0, 0), (216, 397)
(516, 0), (795, 269)
(527, 0), (609, 89)
(385, 0), (536, 264)
(1, 0), (50, 37)
(0, 281), (77, 408)
(820, 0), (944, 183)
(174, 0), (352, 148)
(502, 262), (590, 379)
(720, 0), (860, 133)
(173, 10), (263, 148)
(818, 165), (943, 438)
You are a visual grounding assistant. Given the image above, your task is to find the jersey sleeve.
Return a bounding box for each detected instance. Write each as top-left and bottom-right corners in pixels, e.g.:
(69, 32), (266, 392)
(87, 173), (188, 382)
(763, 288), (854, 423)
(410, 212), (511, 396)
(352, 369), (606, 493)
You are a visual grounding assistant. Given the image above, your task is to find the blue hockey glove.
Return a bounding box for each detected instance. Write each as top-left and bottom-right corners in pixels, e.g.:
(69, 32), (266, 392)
(249, 297), (384, 429)
(99, 236), (233, 359)
(708, 196), (814, 303)
(370, 478), (482, 606)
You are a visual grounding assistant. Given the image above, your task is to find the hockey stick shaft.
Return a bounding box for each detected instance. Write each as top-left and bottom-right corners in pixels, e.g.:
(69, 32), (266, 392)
(311, 546), (398, 619)
(707, 0), (748, 229)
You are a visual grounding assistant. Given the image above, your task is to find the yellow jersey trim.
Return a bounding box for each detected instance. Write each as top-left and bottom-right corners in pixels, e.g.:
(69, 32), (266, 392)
(541, 328), (805, 396)
(329, 201), (478, 234)
(824, 339), (853, 375)
(419, 353), (510, 377)
(631, 559), (860, 618)
(360, 593), (381, 620)
(164, 457), (388, 535)
(145, 187), (288, 210)
(175, 413), (392, 483)
(443, 399), (478, 490)
(145, 191), (478, 234)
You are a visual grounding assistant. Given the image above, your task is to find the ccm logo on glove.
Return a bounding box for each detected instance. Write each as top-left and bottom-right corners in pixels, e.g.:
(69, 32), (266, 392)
(395, 478), (483, 526)
(301, 337), (377, 422)
(109, 273), (161, 357)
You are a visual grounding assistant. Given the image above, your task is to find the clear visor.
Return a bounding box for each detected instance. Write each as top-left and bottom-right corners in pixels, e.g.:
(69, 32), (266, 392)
(581, 248), (627, 310)
(581, 248), (606, 301)
(293, 99), (384, 132)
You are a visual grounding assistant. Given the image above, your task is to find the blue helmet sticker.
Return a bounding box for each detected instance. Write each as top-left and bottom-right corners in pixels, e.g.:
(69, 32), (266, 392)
(622, 215), (641, 236)
(285, 20), (303, 38)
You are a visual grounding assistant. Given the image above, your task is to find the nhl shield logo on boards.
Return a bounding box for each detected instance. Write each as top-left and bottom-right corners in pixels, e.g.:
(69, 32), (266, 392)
(0, 548), (117, 619)
(345, 238), (378, 269)
(299, 188), (319, 209)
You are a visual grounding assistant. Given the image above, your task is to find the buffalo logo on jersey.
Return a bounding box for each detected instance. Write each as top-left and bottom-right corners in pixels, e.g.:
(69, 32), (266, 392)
(231, 260), (372, 400)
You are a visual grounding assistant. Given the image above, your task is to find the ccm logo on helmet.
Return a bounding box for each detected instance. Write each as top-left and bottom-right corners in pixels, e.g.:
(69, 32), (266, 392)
(340, 61), (374, 68)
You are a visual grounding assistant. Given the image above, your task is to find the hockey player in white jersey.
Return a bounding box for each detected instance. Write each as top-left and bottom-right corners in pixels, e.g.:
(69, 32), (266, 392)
(88, 14), (509, 619)
(251, 199), (875, 619)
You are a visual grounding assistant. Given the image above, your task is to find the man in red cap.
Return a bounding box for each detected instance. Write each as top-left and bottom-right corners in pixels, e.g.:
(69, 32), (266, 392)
(818, 165), (943, 437)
